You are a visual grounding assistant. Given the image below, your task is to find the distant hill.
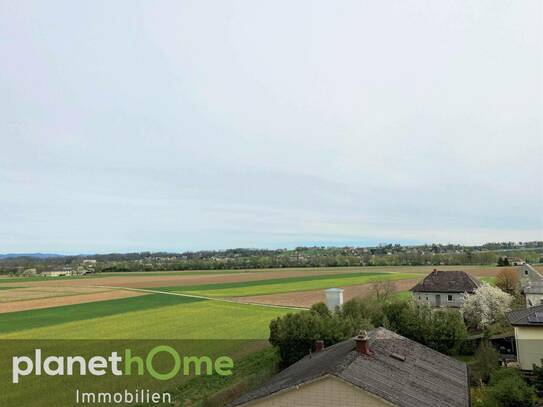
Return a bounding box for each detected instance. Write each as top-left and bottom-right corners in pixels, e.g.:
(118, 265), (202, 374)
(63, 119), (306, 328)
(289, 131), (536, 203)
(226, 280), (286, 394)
(0, 253), (65, 260)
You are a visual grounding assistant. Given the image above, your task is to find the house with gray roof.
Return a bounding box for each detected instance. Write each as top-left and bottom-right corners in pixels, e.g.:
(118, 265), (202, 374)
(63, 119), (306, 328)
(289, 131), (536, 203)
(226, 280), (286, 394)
(506, 304), (543, 371)
(410, 270), (481, 308)
(228, 328), (470, 407)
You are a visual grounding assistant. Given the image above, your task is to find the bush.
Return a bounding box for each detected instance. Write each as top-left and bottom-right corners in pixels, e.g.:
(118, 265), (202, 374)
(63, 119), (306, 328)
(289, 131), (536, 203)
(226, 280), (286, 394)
(269, 310), (369, 367)
(486, 369), (537, 407)
(426, 309), (467, 355)
(340, 297), (386, 327)
(495, 268), (519, 295)
(533, 359), (543, 392)
(310, 302), (331, 317)
(470, 342), (500, 385)
(271, 295), (475, 368)
(382, 300), (432, 345)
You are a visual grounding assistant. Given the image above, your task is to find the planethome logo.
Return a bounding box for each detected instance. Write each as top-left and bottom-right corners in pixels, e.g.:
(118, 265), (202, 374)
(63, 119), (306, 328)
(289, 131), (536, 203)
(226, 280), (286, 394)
(12, 346), (234, 384)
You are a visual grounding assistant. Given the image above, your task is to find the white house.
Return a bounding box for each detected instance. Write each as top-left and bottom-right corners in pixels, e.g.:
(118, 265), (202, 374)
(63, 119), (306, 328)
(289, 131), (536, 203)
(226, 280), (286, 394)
(410, 270), (481, 308)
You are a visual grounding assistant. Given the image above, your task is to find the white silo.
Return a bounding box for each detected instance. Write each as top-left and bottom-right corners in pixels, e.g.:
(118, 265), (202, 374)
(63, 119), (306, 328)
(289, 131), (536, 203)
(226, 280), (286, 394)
(325, 288), (344, 311)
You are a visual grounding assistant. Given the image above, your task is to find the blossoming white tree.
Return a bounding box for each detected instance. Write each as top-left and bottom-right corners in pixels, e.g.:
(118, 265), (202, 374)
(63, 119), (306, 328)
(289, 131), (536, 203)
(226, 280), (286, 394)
(461, 283), (513, 330)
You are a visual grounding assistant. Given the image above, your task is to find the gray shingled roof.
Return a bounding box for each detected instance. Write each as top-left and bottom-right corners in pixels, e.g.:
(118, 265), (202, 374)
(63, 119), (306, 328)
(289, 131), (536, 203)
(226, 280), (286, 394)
(506, 304), (543, 326)
(410, 270), (481, 294)
(228, 328), (469, 407)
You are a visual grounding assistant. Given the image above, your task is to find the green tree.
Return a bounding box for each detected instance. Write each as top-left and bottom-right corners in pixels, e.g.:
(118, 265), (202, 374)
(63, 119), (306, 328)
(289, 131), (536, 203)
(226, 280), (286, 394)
(471, 342), (500, 385)
(310, 302), (331, 317)
(427, 309), (467, 355)
(269, 310), (367, 367)
(486, 368), (537, 407)
(382, 300), (431, 345)
(532, 359), (543, 392)
(340, 297), (386, 327)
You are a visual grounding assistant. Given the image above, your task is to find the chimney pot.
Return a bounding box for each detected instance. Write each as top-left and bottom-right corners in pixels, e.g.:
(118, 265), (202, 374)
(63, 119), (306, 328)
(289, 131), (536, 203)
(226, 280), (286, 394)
(355, 330), (371, 355)
(315, 340), (325, 353)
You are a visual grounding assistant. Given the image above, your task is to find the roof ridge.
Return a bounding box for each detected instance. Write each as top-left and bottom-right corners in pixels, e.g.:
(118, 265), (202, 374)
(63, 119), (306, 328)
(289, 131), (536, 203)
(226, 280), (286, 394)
(507, 304), (543, 324)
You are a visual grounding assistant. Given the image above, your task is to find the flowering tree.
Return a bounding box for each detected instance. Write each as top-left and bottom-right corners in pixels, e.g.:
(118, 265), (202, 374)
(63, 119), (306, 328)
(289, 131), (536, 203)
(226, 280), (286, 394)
(461, 283), (513, 330)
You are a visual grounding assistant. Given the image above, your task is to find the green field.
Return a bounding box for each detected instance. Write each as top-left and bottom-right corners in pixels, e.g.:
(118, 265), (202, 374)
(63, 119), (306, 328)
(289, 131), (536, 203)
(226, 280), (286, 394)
(156, 272), (419, 297)
(0, 297), (292, 340)
(480, 276), (496, 285)
(0, 265), (502, 406)
(0, 294), (205, 334)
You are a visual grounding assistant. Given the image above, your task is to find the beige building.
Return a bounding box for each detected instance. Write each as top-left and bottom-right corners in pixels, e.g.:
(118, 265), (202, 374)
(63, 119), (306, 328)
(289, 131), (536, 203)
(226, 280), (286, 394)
(228, 328), (469, 407)
(506, 304), (543, 371)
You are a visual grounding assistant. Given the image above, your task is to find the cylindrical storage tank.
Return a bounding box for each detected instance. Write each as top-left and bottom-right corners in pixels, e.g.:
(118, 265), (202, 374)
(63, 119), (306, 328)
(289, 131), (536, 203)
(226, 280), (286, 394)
(325, 288), (344, 311)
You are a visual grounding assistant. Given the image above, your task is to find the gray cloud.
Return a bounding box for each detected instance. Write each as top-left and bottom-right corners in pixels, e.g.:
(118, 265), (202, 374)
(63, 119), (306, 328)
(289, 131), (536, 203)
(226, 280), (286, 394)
(0, 0), (541, 253)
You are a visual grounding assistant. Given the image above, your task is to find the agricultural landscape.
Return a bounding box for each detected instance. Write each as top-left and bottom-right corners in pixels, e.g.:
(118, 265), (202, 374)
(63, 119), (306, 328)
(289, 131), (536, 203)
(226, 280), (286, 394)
(1, 261), (534, 405)
(0, 264), (511, 339)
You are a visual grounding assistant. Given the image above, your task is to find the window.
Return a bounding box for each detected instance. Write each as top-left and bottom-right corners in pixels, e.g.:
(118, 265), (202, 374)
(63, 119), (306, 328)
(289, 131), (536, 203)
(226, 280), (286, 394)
(418, 296), (421, 300)
(525, 270), (529, 275)
(448, 295), (453, 301)
(540, 299), (543, 305)
(425, 296), (429, 301)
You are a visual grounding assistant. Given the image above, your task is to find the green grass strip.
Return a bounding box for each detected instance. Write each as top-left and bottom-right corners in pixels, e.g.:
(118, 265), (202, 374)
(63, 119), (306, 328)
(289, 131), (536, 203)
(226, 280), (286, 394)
(0, 293), (204, 334)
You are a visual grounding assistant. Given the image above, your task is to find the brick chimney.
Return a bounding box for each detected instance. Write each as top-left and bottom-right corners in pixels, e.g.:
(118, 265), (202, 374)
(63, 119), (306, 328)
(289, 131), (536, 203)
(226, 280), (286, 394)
(355, 331), (371, 355)
(315, 340), (325, 353)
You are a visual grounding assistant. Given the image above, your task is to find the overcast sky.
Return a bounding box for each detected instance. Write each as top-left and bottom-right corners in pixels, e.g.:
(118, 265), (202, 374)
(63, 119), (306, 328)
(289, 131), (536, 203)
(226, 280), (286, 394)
(1, 0), (541, 254)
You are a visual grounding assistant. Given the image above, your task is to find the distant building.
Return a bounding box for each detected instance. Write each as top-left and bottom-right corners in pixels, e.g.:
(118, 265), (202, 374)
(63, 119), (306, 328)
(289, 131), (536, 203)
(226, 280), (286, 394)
(228, 328), (470, 407)
(410, 270), (481, 308)
(21, 268), (37, 277)
(41, 270), (70, 277)
(506, 304), (543, 371)
(506, 256), (526, 266)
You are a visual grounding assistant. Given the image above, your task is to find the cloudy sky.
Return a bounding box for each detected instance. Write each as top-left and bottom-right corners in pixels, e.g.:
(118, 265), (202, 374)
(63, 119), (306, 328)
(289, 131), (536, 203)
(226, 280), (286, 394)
(1, 0), (541, 254)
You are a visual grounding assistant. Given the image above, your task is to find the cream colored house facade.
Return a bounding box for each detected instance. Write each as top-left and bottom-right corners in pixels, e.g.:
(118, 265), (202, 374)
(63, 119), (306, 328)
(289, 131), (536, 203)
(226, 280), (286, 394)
(513, 326), (543, 370)
(239, 375), (393, 407)
(507, 304), (543, 371)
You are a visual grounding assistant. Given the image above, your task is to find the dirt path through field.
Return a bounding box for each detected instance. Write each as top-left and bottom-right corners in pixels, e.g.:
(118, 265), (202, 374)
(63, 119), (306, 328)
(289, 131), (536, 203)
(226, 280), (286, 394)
(93, 285), (307, 310)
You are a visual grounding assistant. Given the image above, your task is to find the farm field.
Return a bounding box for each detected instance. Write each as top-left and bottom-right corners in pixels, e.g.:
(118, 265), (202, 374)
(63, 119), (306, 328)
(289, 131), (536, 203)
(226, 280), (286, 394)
(0, 264), (507, 336)
(0, 264), (506, 312)
(154, 271), (420, 297)
(0, 264), (513, 406)
(0, 296), (290, 340)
